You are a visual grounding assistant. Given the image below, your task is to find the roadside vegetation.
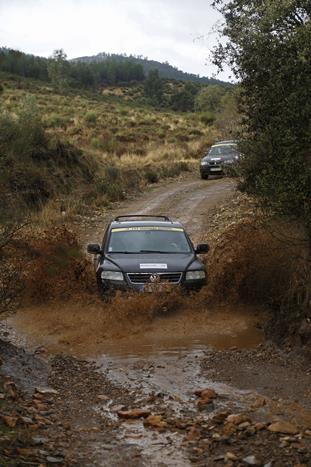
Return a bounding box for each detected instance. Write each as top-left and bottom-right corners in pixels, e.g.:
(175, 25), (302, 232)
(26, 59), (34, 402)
(212, 0), (311, 343)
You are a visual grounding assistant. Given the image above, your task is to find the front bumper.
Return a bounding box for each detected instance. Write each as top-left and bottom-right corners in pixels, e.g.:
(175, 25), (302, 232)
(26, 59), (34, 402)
(98, 272), (207, 294)
(200, 164), (223, 176)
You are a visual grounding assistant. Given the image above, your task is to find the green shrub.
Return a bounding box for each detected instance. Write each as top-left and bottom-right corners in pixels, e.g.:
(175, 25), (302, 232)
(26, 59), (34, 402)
(46, 113), (70, 128)
(90, 137), (100, 148)
(144, 169), (159, 184)
(200, 112), (216, 125)
(84, 111), (97, 126)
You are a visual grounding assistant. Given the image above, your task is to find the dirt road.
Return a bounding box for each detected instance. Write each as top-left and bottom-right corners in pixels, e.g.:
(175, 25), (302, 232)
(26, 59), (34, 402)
(1, 175), (311, 466)
(84, 175), (235, 247)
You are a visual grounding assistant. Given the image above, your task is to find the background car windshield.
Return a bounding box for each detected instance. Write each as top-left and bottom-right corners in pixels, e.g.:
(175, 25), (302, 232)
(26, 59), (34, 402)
(208, 145), (238, 156)
(108, 228), (191, 253)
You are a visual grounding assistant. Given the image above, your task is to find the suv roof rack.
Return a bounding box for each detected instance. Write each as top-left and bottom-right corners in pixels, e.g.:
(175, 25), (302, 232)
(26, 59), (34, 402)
(114, 214), (171, 222)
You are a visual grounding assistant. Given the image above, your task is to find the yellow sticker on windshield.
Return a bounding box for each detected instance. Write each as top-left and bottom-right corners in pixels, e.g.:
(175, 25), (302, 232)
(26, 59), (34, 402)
(111, 227), (184, 232)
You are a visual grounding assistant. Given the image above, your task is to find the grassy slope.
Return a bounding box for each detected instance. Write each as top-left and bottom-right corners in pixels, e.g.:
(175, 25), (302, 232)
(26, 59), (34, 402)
(1, 73), (218, 217)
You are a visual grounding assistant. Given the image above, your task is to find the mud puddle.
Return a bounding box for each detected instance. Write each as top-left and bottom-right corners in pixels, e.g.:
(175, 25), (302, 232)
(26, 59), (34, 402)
(2, 303), (267, 465)
(94, 331), (264, 466)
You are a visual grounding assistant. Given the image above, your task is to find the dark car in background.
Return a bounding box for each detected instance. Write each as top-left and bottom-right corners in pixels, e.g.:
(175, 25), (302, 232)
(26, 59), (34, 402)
(200, 140), (240, 179)
(87, 215), (209, 299)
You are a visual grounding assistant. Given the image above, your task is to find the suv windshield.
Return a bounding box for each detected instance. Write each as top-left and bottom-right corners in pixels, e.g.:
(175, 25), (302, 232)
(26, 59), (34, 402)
(208, 145), (238, 156)
(107, 227), (191, 253)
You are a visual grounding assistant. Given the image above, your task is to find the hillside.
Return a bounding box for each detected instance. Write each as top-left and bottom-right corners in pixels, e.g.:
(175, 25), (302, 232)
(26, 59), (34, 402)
(72, 52), (229, 86)
(0, 72), (219, 221)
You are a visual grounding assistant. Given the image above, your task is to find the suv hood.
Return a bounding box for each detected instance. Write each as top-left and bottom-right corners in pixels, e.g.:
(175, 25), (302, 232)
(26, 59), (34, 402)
(202, 152), (238, 163)
(102, 253), (203, 273)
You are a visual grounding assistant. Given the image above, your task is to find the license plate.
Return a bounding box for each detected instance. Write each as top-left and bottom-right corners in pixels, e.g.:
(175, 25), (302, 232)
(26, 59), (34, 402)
(210, 167), (222, 172)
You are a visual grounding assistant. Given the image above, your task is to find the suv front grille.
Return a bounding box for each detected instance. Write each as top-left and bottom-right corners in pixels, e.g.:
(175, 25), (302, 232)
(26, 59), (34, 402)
(127, 272), (182, 284)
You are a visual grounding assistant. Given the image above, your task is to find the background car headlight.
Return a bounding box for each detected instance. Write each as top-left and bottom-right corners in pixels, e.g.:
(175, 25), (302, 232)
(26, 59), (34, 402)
(200, 161), (209, 166)
(186, 270), (206, 281)
(101, 270), (124, 281)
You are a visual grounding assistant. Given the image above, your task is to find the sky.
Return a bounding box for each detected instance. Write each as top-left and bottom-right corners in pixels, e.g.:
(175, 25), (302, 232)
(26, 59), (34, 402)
(0, 0), (230, 80)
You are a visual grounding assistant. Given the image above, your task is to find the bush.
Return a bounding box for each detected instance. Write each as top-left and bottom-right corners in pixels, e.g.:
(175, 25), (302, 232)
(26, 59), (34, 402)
(46, 113), (70, 128)
(144, 169), (159, 184)
(84, 111), (97, 126)
(200, 112), (216, 126)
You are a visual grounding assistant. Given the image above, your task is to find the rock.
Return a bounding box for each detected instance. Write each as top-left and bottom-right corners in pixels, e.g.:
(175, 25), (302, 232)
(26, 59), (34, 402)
(35, 387), (59, 395)
(226, 413), (250, 425)
(46, 456), (64, 463)
(97, 394), (109, 401)
(251, 395), (267, 409)
(117, 408), (151, 419)
(268, 420), (298, 435)
(226, 451), (239, 461)
(2, 415), (18, 428)
(239, 421), (251, 429)
(254, 422), (266, 431)
(19, 416), (33, 425)
(243, 455), (260, 465)
(186, 425), (201, 441)
(223, 422), (236, 436)
(32, 436), (49, 445)
(144, 414), (167, 429)
(111, 404), (125, 412)
(195, 388), (217, 399)
(16, 448), (34, 457)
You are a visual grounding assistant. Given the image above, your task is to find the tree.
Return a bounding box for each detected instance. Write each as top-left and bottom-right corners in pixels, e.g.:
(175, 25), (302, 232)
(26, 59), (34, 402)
(144, 69), (164, 104)
(170, 82), (199, 112)
(213, 0), (311, 231)
(47, 49), (69, 93)
(195, 85), (225, 113)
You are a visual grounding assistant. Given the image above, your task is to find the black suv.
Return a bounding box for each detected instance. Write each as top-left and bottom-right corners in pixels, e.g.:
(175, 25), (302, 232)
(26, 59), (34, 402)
(87, 215), (209, 298)
(200, 140), (240, 179)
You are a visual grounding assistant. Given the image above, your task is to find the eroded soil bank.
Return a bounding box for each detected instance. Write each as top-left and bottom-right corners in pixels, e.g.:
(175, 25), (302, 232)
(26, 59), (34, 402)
(1, 175), (311, 466)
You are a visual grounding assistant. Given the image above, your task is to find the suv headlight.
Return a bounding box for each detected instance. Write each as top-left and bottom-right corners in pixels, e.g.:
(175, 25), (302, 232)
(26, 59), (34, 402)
(201, 161), (209, 166)
(185, 270), (206, 281)
(101, 271), (124, 281)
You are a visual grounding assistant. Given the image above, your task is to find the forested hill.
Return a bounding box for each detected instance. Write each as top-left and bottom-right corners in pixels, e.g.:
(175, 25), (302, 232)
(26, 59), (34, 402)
(72, 52), (228, 86)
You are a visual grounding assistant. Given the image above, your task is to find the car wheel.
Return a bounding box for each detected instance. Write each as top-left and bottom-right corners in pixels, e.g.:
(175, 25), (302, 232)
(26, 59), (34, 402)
(201, 173), (209, 180)
(97, 278), (110, 302)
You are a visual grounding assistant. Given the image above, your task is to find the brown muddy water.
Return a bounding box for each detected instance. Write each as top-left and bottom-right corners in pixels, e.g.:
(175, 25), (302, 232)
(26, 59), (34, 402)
(2, 299), (264, 467)
(5, 301), (265, 358)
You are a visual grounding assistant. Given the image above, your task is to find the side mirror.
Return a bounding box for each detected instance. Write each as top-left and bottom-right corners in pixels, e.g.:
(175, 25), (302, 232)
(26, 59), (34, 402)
(87, 243), (101, 254)
(195, 243), (210, 254)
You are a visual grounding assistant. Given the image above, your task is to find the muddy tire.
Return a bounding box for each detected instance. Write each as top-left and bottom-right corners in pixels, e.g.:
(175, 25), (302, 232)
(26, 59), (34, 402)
(97, 279), (110, 302)
(201, 173), (209, 180)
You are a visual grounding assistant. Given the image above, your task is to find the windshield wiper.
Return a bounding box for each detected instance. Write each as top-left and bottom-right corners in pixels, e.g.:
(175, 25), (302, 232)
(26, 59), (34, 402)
(108, 251), (135, 254)
(139, 250), (166, 253)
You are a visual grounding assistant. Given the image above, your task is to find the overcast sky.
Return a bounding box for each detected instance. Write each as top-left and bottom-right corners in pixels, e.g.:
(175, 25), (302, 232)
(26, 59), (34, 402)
(0, 0), (230, 80)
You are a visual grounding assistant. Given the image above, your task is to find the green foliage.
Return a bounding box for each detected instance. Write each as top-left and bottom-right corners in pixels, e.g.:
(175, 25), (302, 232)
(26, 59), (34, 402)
(47, 49), (70, 93)
(84, 111), (97, 126)
(76, 51), (229, 85)
(0, 99), (97, 211)
(195, 85), (225, 112)
(144, 168), (159, 184)
(214, 0), (311, 229)
(144, 69), (164, 104)
(200, 111), (216, 125)
(0, 47), (145, 89)
(169, 82), (199, 112)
